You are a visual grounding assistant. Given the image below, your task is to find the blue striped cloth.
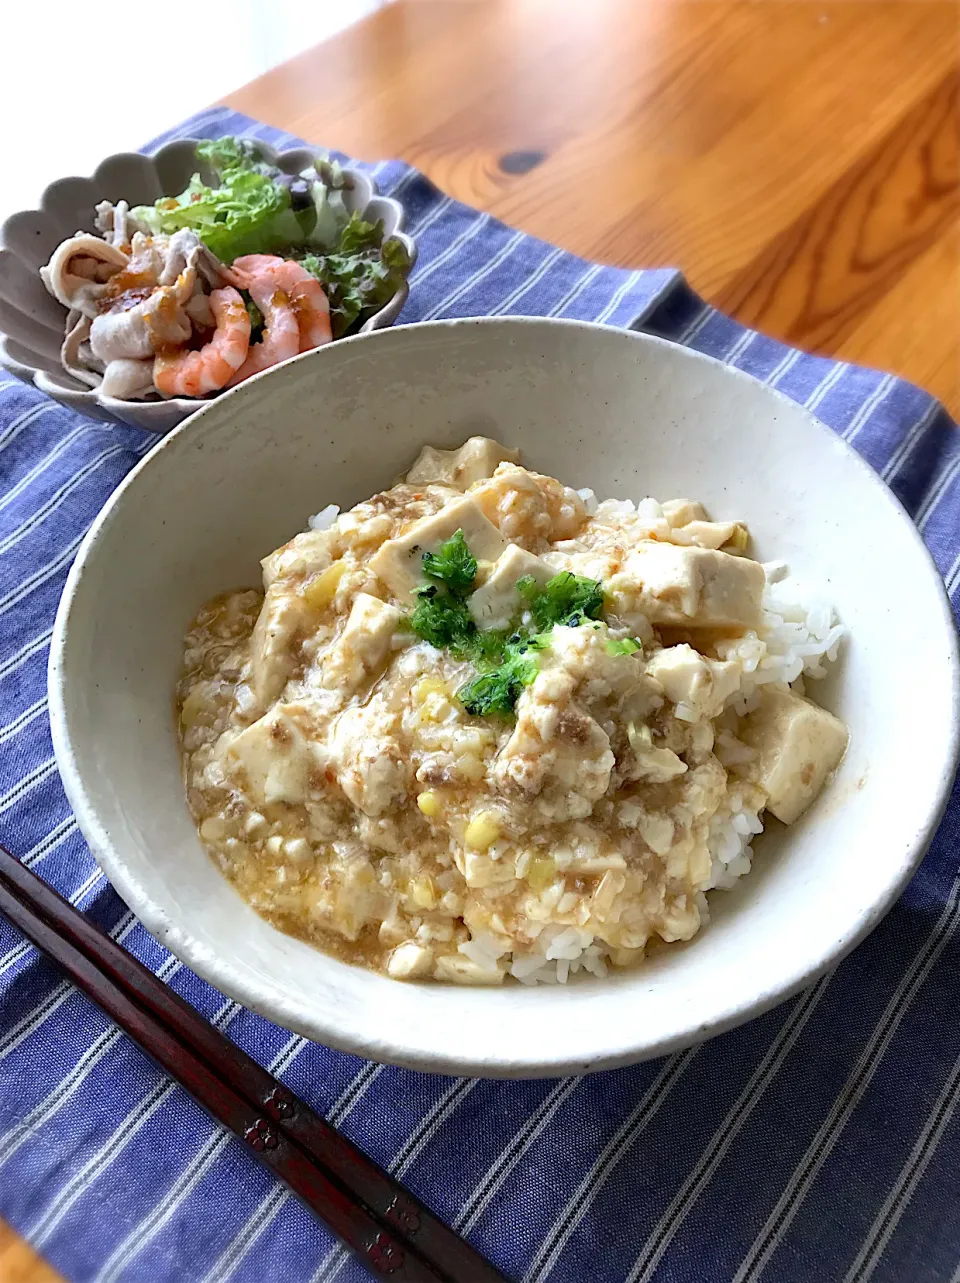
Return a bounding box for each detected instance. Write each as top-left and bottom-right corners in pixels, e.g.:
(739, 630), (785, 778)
(1, 106), (959, 1283)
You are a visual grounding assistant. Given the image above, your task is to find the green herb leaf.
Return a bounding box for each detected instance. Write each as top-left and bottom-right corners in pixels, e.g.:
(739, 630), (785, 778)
(411, 592), (471, 652)
(421, 530), (478, 596)
(457, 647), (539, 717)
(407, 533), (606, 719)
(605, 637), (642, 656)
(526, 571), (605, 631)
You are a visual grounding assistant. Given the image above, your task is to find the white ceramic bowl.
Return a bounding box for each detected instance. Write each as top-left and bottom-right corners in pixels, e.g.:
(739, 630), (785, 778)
(49, 318), (960, 1078)
(0, 138), (415, 433)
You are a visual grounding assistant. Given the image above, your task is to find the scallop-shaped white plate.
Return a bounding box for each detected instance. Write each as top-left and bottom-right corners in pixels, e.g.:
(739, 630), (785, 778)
(0, 139), (416, 432)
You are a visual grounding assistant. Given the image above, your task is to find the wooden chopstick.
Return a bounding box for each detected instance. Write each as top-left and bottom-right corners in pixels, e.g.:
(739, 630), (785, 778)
(0, 845), (510, 1283)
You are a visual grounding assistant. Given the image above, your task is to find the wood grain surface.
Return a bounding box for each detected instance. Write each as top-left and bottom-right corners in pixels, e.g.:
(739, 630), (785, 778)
(225, 0), (960, 414)
(3, 2), (957, 1280)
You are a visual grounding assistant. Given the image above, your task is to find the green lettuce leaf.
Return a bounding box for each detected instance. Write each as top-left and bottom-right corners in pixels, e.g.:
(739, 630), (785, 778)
(300, 216), (412, 337)
(131, 168), (304, 263)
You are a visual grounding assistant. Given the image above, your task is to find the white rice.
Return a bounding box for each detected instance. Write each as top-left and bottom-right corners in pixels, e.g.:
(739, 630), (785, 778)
(308, 504), (340, 531)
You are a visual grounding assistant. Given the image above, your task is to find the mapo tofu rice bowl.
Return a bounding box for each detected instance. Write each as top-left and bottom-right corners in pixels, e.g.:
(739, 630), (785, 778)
(178, 437), (848, 987)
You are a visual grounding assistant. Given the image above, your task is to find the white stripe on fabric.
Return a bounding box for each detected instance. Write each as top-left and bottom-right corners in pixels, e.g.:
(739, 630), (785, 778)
(32, 1080), (178, 1244)
(805, 361), (849, 413)
(407, 193), (453, 240)
(315, 1077), (478, 1283)
(0, 957), (181, 1169)
(732, 870), (960, 1283)
(0, 913), (135, 1060)
(393, 1078), (477, 1179)
(917, 456), (960, 532)
(93, 1031), (304, 1283)
(676, 301), (715, 346)
(458, 1076), (583, 1236)
(944, 546), (960, 597)
(0, 444), (125, 558)
(30, 998), (239, 1246)
(0, 941), (33, 979)
(0, 424), (103, 516)
(66, 867), (104, 907)
(549, 262), (604, 318)
(0, 756), (59, 816)
(202, 1185), (291, 1283)
(595, 269), (644, 325)
(0, 626), (52, 685)
(491, 246), (566, 315)
(524, 1052), (696, 1283)
(0, 695), (47, 744)
(329, 1060), (383, 1127)
(95, 1131), (235, 1283)
(942, 545), (960, 597)
(626, 976), (831, 1283)
(844, 1047), (960, 1283)
(410, 210), (487, 290)
(0, 402), (59, 456)
(881, 401), (940, 483)
(386, 168), (420, 202)
(767, 348), (802, 388)
(0, 840), (91, 974)
(0, 533), (84, 618)
(22, 815), (78, 867)
(843, 373), (897, 442)
(422, 230), (526, 322)
(722, 328), (759, 369)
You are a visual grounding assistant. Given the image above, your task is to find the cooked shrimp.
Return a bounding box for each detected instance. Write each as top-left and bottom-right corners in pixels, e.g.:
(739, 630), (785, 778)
(274, 260), (333, 351)
(229, 254), (283, 282)
(153, 287), (250, 398)
(230, 255), (332, 354)
(226, 271), (300, 387)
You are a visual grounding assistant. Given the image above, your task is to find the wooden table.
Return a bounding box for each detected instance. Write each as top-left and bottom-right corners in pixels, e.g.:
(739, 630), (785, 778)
(4, 1), (958, 1278)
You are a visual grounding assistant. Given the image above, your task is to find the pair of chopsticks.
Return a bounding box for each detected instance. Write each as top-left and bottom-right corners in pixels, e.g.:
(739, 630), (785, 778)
(0, 845), (510, 1283)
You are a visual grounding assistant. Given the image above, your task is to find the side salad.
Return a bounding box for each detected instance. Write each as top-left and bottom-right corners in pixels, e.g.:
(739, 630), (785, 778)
(132, 138), (411, 339)
(38, 136), (412, 403)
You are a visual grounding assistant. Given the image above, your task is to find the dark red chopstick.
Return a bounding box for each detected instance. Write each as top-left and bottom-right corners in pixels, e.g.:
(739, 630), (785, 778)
(0, 845), (510, 1283)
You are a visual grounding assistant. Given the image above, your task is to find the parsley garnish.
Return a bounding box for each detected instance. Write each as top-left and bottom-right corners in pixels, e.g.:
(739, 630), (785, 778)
(522, 570), (605, 631)
(605, 637), (642, 656)
(406, 531), (607, 718)
(458, 633), (550, 717)
(421, 529), (478, 596)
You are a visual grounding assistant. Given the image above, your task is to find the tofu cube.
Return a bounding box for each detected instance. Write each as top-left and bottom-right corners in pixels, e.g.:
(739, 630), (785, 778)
(248, 585), (312, 709)
(645, 643), (742, 719)
(387, 942), (434, 980)
(319, 593), (403, 695)
(619, 543), (764, 629)
(433, 954), (505, 985)
(739, 688), (848, 824)
(223, 704), (319, 805)
(404, 436), (519, 490)
(468, 544), (553, 631)
(662, 499), (708, 528)
(369, 495), (508, 600)
(261, 529), (336, 588)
